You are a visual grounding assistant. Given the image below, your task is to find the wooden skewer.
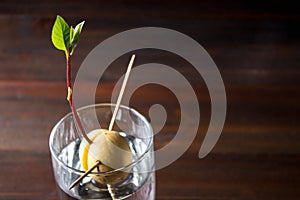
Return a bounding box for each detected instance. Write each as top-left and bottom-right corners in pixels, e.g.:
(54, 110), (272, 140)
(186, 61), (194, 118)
(68, 160), (101, 190)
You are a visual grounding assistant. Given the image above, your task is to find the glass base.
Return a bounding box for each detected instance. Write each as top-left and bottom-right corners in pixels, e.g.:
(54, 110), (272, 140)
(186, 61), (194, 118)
(56, 173), (155, 200)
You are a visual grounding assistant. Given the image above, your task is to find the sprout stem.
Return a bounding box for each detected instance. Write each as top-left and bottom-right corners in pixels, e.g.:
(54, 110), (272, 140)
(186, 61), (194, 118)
(66, 51), (92, 144)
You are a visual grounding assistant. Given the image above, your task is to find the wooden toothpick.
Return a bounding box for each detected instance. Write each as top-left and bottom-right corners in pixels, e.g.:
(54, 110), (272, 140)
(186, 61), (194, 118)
(108, 54), (135, 131)
(68, 160), (101, 190)
(107, 54), (135, 200)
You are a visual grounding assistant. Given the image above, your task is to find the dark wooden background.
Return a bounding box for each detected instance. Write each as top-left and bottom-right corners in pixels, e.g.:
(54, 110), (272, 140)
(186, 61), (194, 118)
(0, 0), (299, 199)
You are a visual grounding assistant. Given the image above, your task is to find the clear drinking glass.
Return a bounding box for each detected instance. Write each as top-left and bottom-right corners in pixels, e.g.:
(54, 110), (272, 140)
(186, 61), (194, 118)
(49, 103), (155, 200)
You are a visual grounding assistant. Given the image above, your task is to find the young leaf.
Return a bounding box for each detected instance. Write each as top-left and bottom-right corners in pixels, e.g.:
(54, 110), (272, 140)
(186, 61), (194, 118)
(51, 15), (70, 52)
(70, 26), (75, 45)
(74, 21), (85, 41)
(70, 21), (85, 55)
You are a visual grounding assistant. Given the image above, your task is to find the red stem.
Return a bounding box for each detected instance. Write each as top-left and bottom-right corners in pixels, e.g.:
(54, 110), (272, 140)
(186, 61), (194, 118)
(66, 51), (92, 144)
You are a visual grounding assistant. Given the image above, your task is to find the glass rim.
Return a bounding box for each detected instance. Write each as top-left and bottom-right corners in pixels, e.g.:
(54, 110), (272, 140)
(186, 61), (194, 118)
(49, 103), (154, 175)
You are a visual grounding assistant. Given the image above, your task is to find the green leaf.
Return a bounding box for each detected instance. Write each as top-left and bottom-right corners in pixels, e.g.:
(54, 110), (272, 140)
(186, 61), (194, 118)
(70, 21), (85, 55)
(70, 26), (74, 44)
(51, 15), (70, 52)
(73, 21), (85, 44)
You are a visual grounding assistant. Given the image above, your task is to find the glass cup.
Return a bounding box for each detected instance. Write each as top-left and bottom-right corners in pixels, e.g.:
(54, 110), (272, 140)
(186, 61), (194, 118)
(49, 103), (155, 199)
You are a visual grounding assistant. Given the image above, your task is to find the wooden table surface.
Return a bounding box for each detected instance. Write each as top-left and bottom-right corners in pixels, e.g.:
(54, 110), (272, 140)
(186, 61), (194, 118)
(0, 0), (299, 199)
